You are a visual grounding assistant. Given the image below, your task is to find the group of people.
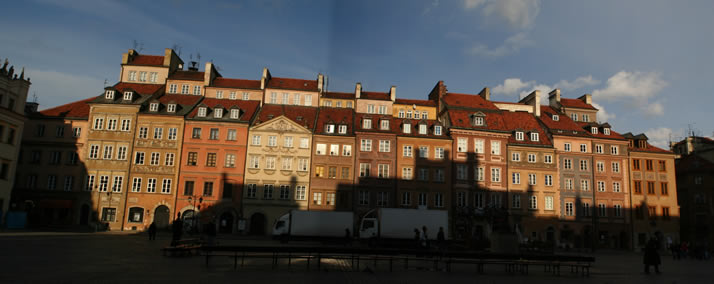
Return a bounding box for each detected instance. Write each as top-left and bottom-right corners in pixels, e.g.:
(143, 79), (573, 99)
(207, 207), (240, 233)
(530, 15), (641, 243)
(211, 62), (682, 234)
(670, 241), (711, 261)
(414, 226), (446, 250)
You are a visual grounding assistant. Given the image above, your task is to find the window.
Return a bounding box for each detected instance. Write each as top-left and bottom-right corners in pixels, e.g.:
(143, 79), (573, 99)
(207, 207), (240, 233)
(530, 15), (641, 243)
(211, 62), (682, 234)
(406, 110), (412, 118)
(72, 127), (81, 138)
(293, 93), (300, 105)
(472, 116), (484, 126)
(598, 203), (607, 217)
(634, 181), (642, 194)
(528, 173), (537, 185)
(359, 191), (369, 205)
(85, 175), (95, 191)
(563, 143), (571, 152)
(457, 165), (468, 180)
(403, 145), (413, 157)
(474, 192), (484, 209)
(367, 104), (375, 114)
(490, 194), (502, 208)
(206, 153), (217, 167)
(316, 144), (326, 155)
(591, 127), (598, 134)
(435, 147), (445, 159)
(153, 128), (163, 139)
(193, 85), (201, 95)
(401, 192), (411, 206)
(418, 146), (428, 158)
(570, 113), (578, 121)
(611, 146), (619, 155)
(203, 181), (214, 197)
(69, 151), (79, 164)
(530, 132), (539, 142)
(169, 84), (177, 93)
(658, 160), (666, 171)
(47, 175), (57, 190)
(150, 152), (160, 165)
(633, 159), (641, 170)
(311, 192), (323, 205)
(491, 167), (501, 182)
(457, 138), (467, 152)
(98, 176), (109, 192)
(132, 178), (142, 192)
(338, 125), (347, 134)
(402, 123), (411, 134)
(298, 158), (308, 171)
(380, 120), (390, 130)
(378, 164), (389, 178)
(604, 128), (610, 135)
(647, 181), (655, 194)
(597, 161), (605, 172)
(434, 125), (442, 135)
(325, 124), (335, 133)
(564, 159), (572, 169)
(512, 172), (521, 184)
(341, 167), (350, 179)
(598, 181), (606, 192)
(398, 110), (405, 118)
(612, 162), (620, 173)
(613, 182), (621, 192)
(138, 127), (148, 139)
(647, 206), (656, 219)
(342, 145), (352, 156)
(580, 144), (587, 153)
(565, 202), (574, 216)
(662, 207), (670, 220)
(214, 108), (223, 118)
(580, 160), (588, 171)
(545, 196), (554, 210)
(103, 146), (113, 160)
(101, 208), (116, 222)
(582, 114), (589, 122)
(377, 192), (389, 206)
(455, 192), (465, 207)
(330, 144), (339, 155)
(112, 176), (123, 192)
(50, 151), (62, 164)
(280, 157), (291, 170)
(552, 114), (559, 121)
(299, 138), (309, 148)
(198, 107), (207, 117)
(475, 167), (484, 181)
(209, 128), (219, 140)
(580, 180), (589, 191)
(378, 105), (387, 114)
(595, 144), (603, 154)
(379, 140), (390, 152)
(268, 136), (277, 147)
(230, 109), (240, 119)
(149, 103), (159, 112)
(582, 203), (591, 217)
(282, 93), (289, 104)
(165, 153), (175, 166)
(134, 152), (145, 164)
(434, 193), (444, 208)
(545, 175), (553, 186)
(250, 135), (261, 145)
(161, 179), (172, 194)
(527, 153), (536, 163)
(107, 119), (117, 131)
(304, 94), (312, 106)
(544, 155), (552, 164)
(118, 119), (131, 132)
(279, 185), (291, 200)
(491, 141), (501, 155)
(225, 129), (237, 141)
(54, 126), (65, 137)
(295, 186), (306, 200)
(245, 184), (257, 198)
(186, 152), (198, 166)
(661, 182), (668, 195)
(515, 132), (524, 141)
(418, 168), (429, 181)
(471, 139), (483, 154)
(614, 204), (622, 217)
(105, 90), (115, 99)
(529, 196), (537, 209)
(402, 167), (413, 180)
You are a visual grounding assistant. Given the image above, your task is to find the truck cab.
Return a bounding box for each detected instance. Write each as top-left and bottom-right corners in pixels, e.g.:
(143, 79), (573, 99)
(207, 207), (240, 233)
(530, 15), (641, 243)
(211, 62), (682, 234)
(359, 209), (378, 239)
(272, 213), (290, 236)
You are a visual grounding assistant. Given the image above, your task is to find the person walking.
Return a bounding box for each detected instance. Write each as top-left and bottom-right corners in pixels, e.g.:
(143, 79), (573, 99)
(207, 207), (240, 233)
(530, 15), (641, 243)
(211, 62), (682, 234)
(644, 238), (661, 274)
(414, 228), (421, 249)
(421, 226), (429, 250)
(437, 227), (446, 251)
(148, 222), (157, 241)
(171, 213), (183, 246)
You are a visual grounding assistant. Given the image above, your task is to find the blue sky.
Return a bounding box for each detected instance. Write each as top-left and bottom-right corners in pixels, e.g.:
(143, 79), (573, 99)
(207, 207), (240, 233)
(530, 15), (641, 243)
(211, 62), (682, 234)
(2, 0), (713, 148)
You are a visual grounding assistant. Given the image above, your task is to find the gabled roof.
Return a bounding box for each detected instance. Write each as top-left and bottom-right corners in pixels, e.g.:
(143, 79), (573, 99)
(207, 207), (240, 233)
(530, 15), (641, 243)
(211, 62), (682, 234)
(127, 55), (164, 66)
(187, 98), (260, 122)
(315, 107), (354, 135)
(212, 78), (261, 89)
(91, 82), (164, 105)
(442, 93), (499, 110)
(354, 113), (398, 133)
(560, 98), (597, 110)
(266, 77), (318, 92)
(323, 92), (355, 100)
(447, 109), (508, 132)
(394, 98), (436, 107)
(501, 111), (552, 146)
(577, 122), (626, 140)
(539, 106), (589, 136)
(252, 104), (318, 130)
(360, 91), (391, 101)
(36, 97), (94, 119)
(141, 94), (201, 116)
(168, 70), (204, 81)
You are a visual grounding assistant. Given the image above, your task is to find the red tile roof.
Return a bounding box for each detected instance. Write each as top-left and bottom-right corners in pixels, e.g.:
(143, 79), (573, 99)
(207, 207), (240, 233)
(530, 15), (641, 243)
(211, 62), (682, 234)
(360, 91), (391, 101)
(560, 98), (597, 110)
(128, 55), (164, 66)
(37, 97), (93, 118)
(447, 109), (508, 132)
(500, 111), (552, 146)
(315, 107), (354, 135)
(354, 113), (398, 133)
(442, 93), (499, 110)
(391, 118), (447, 139)
(323, 92), (355, 100)
(187, 98), (260, 121)
(576, 122), (626, 140)
(111, 82), (164, 95)
(539, 106), (588, 135)
(253, 104), (319, 130)
(266, 77), (318, 92)
(158, 94), (202, 106)
(169, 70), (205, 81)
(394, 98), (436, 107)
(212, 78), (261, 89)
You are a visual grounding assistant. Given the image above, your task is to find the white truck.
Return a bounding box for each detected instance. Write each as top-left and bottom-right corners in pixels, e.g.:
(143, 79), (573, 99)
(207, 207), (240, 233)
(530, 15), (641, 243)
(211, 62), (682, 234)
(359, 208), (449, 240)
(272, 210), (354, 238)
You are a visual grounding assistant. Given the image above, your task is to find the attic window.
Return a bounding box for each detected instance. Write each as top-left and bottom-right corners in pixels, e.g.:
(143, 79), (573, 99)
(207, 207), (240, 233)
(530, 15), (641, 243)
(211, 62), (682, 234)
(296, 116), (303, 121)
(362, 119), (372, 129)
(198, 107), (207, 117)
(418, 124), (427, 135)
(591, 127), (598, 134)
(214, 108), (223, 118)
(149, 103), (159, 112)
(471, 115), (485, 126)
(530, 132), (539, 142)
(123, 91), (133, 101)
(604, 128), (611, 135)
(167, 104), (176, 112)
(325, 124), (335, 134)
(380, 120), (389, 130)
(552, 114), (559, 121)
(403, 123), (411, 134)
(230, 109), (240, 119)
(105, 90), (115, 100)
(338, 125), (347, 134)
(515, 131), (524, 141)
(434, 125), (442, 136)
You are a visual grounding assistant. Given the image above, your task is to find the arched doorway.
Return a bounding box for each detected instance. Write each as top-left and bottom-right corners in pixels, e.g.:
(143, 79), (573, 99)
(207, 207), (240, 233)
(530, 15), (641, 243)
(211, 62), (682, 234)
(250, 213), (266, 235)
(219, 212), (234, 234)
(79, 204), (90, 225)
(154, 205), (170, 229)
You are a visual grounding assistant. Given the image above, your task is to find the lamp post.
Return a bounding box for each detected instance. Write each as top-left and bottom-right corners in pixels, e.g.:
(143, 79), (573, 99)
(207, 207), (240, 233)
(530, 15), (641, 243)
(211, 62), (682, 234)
(104, 187), (115, 231)
(187, 195), (203, 233)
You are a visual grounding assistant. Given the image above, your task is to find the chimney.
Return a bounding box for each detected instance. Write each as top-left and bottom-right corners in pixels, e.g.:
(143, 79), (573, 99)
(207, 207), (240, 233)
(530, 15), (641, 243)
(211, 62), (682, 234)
(355, 82), (362, 99)
(122, 49), (137, 65)
(25, 102), (39, 113)
(519, 90), (541, 117)
(478, 87), (490, 101)
(317, 74), (324, 93)
(204, 62), (220, 87)
(578, 93), (592, 105)
(390, 86), (396, 102)
(260, 67), (271, 90)
(548, 89), (561, 107)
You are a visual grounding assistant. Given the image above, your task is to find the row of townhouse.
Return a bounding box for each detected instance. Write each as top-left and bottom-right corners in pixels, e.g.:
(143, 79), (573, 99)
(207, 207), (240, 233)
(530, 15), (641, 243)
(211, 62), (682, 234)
(11, 48), (678, 250)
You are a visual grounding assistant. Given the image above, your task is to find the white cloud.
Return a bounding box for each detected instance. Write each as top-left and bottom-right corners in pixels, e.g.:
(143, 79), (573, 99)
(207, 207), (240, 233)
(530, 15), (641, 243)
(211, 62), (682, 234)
(591, 102), (615, 123)
(468, 32), (533, 58)
(27, 69), (104, 110)
(554, 75), (600, 91)
(645, 101), (665, 117)
(463, 0), (541, 30)
(492, 78), (532, 95)
(592, 71), (667, 102)
(492, 75), (597, 100)
(644, 127), (677, 149)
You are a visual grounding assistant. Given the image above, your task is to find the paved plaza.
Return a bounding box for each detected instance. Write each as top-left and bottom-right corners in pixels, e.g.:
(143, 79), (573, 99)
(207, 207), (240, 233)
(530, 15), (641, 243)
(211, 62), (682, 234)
(0, 231), (711, 283)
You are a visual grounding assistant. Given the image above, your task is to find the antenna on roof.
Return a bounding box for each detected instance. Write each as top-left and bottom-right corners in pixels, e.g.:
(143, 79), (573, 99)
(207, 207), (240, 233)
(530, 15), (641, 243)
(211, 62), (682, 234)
(32, 92), (38, 103)
(103, 78), (108, 87)
(171, 44), (182, 57)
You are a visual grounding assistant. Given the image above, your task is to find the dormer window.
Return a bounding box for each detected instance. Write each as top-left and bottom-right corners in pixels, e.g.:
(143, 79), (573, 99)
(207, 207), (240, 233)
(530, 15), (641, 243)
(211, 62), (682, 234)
(149, 103), (159, 112)
(123, 91), (133, 101)
(419, 124), (427, 135)
(552, 114), (559, 121)
(434, 125), (442, 136)
(198, 107), (207, 117)
(230, 109), (240, 119)
(530, 132), (539, 142)
(338, 125), (347, 134)
(380, 120), (389, 130)
(362, 119), (372, 129)
(515, 131), (524, 141)
(604, 128), (611, 135)
(167, 104), (176, 112)
(591, 127), (598, 134)
(105, 90), (115, 100)
(325, 124), (335, 134)
(403, 123), (411, 134)
(471, 115), (484, 126)
(214, 108), (223, 118)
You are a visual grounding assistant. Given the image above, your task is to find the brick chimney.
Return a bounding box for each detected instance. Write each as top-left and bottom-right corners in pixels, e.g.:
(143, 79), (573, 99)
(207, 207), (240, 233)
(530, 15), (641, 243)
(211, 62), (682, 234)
(260, 67), (271, 90)
(390, 86), (396, 102)
(578, 93), (592, 105)
(548, 89), (561, 107)
(355, 82), (362, 99)
(479, 87), (490, 101)
(318, 74), (325, 93)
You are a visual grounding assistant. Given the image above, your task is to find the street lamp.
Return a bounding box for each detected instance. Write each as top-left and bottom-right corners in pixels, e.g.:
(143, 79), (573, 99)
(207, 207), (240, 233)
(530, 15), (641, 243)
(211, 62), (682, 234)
(104, 187), (115, 231)
(187, 195), (203, 233)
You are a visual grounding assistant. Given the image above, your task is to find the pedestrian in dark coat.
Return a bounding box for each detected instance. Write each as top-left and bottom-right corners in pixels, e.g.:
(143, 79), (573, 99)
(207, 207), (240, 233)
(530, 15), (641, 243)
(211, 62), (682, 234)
(437, 227), (446, 250)
(148, 222), (157, 240)
(644, 238), (661, 274)
(171, 213), (183, 246)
